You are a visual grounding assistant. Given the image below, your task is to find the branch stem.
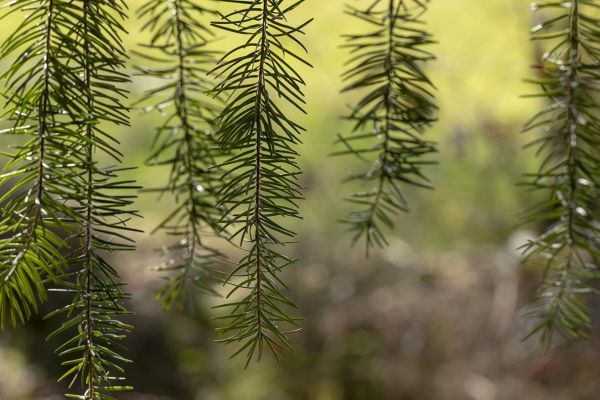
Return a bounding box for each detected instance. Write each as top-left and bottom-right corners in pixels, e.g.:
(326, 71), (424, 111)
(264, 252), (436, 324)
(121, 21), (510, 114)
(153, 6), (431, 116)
(251, 0), (270, 340)
(82, 0), (96, 395)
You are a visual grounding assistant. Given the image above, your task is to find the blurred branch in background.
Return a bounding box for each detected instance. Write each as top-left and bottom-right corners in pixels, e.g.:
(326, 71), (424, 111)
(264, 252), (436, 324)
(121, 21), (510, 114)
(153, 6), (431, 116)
(335, 0), (437, 254)
(135, 0), (230, 311)
(520, 0), (600, 346)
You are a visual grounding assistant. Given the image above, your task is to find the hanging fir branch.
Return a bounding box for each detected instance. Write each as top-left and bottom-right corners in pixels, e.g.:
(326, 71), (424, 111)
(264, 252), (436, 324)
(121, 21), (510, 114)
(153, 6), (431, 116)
(43, 0), (138, 398)
(0, 0), (79, 328)
(136, 0), (229, 310)
(210, 0), (311, 364)
(334, 0), (437, 255)
(522, 0), (600, 348)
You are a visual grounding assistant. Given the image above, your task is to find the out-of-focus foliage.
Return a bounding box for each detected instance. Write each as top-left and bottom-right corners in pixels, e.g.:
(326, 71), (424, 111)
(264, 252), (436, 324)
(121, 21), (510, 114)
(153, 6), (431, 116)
(335, 0), (437, 254)
(135, 0), (228, 311)
(520, 0), (600, 347)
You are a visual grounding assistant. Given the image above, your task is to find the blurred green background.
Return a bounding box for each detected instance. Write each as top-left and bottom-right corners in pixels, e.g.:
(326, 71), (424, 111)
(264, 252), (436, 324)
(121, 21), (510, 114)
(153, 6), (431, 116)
(1, 0), (599, 399)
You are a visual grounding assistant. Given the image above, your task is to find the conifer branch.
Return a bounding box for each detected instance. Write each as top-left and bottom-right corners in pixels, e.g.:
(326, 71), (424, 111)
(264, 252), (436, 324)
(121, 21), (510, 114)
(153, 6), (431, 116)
(0, 0), (78, 328)
(334, 0), (437, 255)
(42, 1), (138, 398)
(522, 0), (600, 348)
(136, 0), (229, 310)
(211, 0), (311, 364)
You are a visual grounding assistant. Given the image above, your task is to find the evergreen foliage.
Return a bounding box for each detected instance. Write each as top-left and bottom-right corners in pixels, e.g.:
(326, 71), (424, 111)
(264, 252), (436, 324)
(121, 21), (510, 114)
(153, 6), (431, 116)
(334, 0), (437, 255)
(0, 0), (75, 329)
(210, 0), (311, 364)
(1, 0), (137, 398)
(48, 0), (136, 397)
(522, 0), (600, 347)
(1, 1), (599, 395)
(136, 0), (228, 310)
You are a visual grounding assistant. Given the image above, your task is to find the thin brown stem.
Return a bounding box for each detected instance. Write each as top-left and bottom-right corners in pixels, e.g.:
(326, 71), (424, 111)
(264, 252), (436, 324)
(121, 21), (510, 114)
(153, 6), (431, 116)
(251, 0), (270, 338)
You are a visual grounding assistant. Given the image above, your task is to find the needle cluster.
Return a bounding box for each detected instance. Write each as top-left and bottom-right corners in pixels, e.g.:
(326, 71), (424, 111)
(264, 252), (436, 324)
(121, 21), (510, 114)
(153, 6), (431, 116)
(136, 0), (229, 310)
(334, 0), (437, 254)
(210, 0), (311, 364)
(522, 0), (600, 347)
(0, 0), (137, 398)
